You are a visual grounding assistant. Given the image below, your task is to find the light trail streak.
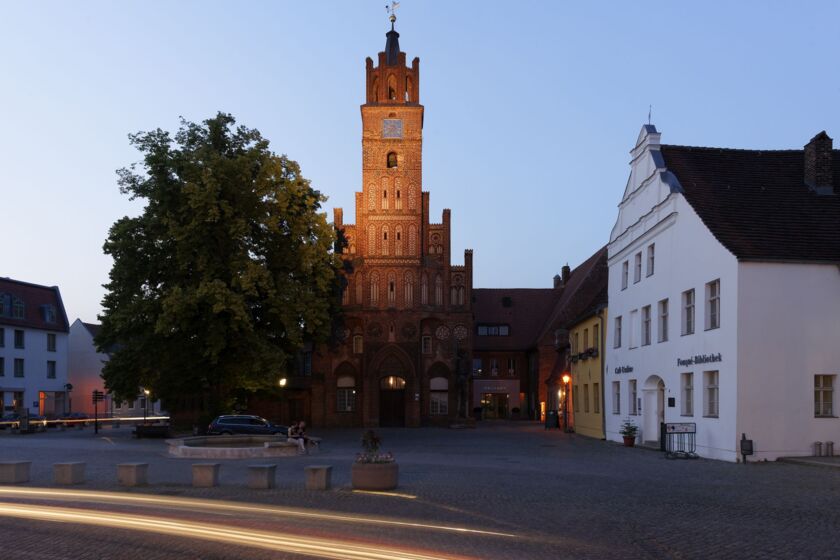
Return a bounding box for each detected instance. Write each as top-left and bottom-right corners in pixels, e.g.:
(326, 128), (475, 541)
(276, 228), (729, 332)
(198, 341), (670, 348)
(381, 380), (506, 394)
(0, 487), (516, 538)
(0, 501), (471, 560)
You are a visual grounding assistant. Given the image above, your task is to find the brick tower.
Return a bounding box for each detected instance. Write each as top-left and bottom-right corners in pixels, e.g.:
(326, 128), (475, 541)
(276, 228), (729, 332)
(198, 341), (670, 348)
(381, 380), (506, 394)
(311, 17), (474, 428)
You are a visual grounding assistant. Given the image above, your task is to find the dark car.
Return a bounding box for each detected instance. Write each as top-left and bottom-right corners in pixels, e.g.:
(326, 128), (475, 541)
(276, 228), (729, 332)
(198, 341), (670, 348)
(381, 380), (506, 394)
(60, 412), (90, 427)
(207, 415), (287, 436)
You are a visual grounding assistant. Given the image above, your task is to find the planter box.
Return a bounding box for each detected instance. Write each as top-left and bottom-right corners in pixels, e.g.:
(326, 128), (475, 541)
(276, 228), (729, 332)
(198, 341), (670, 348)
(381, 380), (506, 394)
(351, 462), (398, 491)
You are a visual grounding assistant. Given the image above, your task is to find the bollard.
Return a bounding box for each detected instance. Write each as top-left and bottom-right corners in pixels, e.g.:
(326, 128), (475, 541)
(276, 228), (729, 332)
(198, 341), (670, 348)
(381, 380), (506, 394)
(825, 441), (834, 457)
(117, 463), (149, 486)
(54, 462), (86, 485)
(813, 441), (823, 457)
(305, 465), (333, 490)
(192, 463), (220, 487)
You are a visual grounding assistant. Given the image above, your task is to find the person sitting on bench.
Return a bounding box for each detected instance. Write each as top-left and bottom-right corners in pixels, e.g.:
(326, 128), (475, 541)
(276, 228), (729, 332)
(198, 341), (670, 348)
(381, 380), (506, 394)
(287, 421), (307, 454)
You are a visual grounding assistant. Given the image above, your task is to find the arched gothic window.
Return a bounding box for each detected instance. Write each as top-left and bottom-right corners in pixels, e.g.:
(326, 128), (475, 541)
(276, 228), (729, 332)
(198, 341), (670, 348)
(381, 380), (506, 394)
(388, 74), (397, 100)
(368, 225), (376, 255)
(387, 152), (398, 168)
(371, 77), (379, 103)
(342, 279), (350, 305)
(387, 273), (396, 307)
(370, 272), (380, 306)
(395, 226), (403, 256)
(409, 224), (417, 255)
(381, 226), (389, 256)
(421, 274), (428, 305)
(435, 275), (443, 306)
(404, 272), (414, 308)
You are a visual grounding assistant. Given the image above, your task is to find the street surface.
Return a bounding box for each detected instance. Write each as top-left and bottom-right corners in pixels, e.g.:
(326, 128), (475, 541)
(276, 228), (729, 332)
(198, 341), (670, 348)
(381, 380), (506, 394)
(2, 422), (840, 559)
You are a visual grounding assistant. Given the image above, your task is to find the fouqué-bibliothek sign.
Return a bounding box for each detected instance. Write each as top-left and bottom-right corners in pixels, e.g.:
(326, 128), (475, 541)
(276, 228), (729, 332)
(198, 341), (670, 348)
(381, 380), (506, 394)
(676, 353), (722, 367)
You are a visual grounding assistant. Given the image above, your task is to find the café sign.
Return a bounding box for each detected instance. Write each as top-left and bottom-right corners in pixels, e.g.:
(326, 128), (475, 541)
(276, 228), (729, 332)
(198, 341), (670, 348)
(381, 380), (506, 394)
(614, 365), (634, 374)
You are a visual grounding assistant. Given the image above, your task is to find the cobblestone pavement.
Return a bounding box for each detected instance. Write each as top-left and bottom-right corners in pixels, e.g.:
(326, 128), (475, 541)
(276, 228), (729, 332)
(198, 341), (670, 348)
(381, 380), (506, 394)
(2, 422), (840, 559)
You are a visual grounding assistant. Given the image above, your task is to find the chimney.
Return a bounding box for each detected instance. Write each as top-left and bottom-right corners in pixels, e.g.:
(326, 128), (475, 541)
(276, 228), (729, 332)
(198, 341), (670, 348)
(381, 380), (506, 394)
(804, 131), (834, 195)
(561, 264), (571, 284)
(553, 274), (562, 289)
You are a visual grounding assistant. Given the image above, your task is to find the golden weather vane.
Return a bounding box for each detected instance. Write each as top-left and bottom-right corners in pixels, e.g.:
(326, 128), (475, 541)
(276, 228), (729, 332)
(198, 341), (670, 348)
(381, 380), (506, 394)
(386, 1), (400, 24)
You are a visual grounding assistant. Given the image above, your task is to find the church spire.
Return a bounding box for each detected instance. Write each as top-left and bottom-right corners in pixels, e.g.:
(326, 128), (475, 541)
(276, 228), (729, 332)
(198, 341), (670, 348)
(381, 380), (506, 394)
(385, 5), (400, 66)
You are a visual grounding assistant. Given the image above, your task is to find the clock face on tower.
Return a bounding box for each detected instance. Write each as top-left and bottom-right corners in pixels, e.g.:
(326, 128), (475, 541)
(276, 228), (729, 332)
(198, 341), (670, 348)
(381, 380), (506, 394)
(382, 119), (403, 139)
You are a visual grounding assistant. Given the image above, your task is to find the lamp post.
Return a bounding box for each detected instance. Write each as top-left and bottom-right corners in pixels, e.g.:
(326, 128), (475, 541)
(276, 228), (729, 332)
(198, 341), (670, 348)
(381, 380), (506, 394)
(561, 373), (571, 432)
(143, 388), (150, 424)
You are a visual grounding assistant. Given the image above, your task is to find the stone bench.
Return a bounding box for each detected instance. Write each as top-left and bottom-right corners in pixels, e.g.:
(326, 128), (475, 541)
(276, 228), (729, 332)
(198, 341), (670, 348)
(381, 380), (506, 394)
(54, 462), (85, 485)
(117, 463), (148, 486)
(305, 465), (332, 490)
(0, 461), (31, 483)
(192, 463), (220, 487)
(247, 464), (277, 489)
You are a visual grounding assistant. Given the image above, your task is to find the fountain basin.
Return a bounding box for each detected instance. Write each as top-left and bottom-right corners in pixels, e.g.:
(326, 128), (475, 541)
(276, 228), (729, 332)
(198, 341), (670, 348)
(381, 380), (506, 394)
(166, 435), (312, 459)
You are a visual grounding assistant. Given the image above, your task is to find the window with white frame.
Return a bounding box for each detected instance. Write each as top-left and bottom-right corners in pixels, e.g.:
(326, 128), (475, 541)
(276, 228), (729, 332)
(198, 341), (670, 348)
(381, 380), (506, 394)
(642, 305), (651, 346)
(337, 376), (356, 412)
(681, 372), (693, 416)
(47, 361), (56, 379)
(14, 358), (24, 378)
(703, 371), (719, 418)
(629, 309), (638, 348)
(629, 380), (638, 415)
(14, 329), (24, 349)
(593, 382), (600, 414)
(706, 279), (720, 330)
(612, 381), (620, 414)
(583, 384), (590, 413)
(682, 289), (695, 335)
(658, 299), (669, 342)
(621, 261), (629, 290)
(352, 335), (363, 354)
(614, 316), (622, 348)
(646, 244), (655, 276)
(815, 375), (834, 417)
(507, 358), (516, 376)
(634, 253), (642, 283)
(430, 377), (448, 415)
(421, 335), (432, 354)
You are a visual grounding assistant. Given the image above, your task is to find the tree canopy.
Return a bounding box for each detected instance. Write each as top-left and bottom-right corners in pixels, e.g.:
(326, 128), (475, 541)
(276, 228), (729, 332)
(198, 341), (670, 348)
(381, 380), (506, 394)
(96, 113), (342, 415)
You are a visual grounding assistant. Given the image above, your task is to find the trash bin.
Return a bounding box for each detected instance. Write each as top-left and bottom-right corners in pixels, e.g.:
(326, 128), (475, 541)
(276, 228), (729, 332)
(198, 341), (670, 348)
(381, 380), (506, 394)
(813, 441), (823, 457)
(825, 441), (834, 457)
(544, 410), (559, 430)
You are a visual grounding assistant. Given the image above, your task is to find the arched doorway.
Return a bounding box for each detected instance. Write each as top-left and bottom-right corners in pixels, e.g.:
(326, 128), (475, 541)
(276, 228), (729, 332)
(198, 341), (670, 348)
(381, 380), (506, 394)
(642, 375), (665, 444)
(379, 375), (406, 427)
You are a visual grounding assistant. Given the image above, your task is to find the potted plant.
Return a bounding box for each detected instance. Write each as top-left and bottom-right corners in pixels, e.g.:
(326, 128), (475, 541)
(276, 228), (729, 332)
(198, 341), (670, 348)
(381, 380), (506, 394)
(619, 418), (639, 447)
(351, 430), (398, 490)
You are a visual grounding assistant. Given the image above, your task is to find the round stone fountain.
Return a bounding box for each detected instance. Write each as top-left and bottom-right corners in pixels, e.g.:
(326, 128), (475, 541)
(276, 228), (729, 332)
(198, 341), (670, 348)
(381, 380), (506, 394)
(166, 435), (316, 459)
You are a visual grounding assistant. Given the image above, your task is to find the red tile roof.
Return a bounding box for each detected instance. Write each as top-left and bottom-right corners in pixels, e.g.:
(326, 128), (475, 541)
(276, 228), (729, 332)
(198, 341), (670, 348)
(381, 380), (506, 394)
(661, 145), (840, 262)
(0, 277), (69, 332)
(472, 288), (560, 351)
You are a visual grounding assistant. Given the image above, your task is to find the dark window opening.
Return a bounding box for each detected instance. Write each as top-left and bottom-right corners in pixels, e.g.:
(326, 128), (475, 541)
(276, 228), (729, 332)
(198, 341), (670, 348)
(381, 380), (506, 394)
(387, 152), (398, 168)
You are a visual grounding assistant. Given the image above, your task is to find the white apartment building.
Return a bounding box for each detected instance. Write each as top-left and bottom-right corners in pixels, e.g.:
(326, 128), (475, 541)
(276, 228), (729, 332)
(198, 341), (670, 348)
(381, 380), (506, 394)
(605, 126), (840, 461)
(0, 278), (69, 417)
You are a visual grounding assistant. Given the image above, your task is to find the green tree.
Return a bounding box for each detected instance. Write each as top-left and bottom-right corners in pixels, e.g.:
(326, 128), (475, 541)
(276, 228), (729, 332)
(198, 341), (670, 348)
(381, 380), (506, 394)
(96, 113), (343, 418)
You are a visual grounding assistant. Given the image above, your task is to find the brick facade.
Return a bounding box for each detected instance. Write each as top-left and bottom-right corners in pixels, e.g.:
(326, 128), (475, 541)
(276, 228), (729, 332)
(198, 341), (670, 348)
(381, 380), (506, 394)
(309, 23), (474, 428)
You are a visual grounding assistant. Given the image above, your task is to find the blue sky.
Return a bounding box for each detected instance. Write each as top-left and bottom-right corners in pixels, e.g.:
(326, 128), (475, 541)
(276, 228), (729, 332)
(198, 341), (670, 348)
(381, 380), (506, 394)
(2, 1), (838, 322)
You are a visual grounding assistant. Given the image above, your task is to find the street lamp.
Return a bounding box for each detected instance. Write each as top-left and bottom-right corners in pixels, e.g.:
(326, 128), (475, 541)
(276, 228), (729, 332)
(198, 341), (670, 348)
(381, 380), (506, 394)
(143, 388), (150, 424)
(561, 373), (571, 432)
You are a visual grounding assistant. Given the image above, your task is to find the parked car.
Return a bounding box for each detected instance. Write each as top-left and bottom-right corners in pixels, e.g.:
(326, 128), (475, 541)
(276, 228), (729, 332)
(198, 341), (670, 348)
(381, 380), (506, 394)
(0, 413), (47, 431)
(207, 415), (287, 436)
(60, 412), (90, 427)
(0, 413), (22, 429)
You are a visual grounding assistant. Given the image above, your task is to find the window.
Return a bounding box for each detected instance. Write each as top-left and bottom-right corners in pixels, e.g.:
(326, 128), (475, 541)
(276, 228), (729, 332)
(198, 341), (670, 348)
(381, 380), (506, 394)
(388, 278), (396, 306)
(583, 329), (589, 350)
(629, 380), (638, 415)
(634, 253), (642, 283)
(382, 190), (389, 211)
(658, 299), (669, 342)
(490, 359), (499, 376)
(703, 371), (719, 418)
(12, 297), (24, 319)
(646, 244), (655, 276)
(815, 375), (834, 417)
(14, 358), (24, 378)
(421, 274), (428, 305)
(47, 361), (56, 379)
(573, 332), (579, 353)
(682, 289), (695, 335)
(139, 397), (147, 410)
(381, 228), (389, 255)
(583, 385), (590, 413)
(47, 333), (56, 352)
(128, 400), (135, 409)
(612, 382), (620, 414)
(387, 152), (398, 168)
(593, 324), (599, 350)
(352, 335), (363, 354)
(629, 309), (638, 348)
(614, 316), (622, 348)
(43, 305), (56, 323)
(434, 275), (443, 306)
(621, 261), (629, 290)
(507, 358), (516, 376)
(395, 189), (402, 210)
(114, 400), (121, 410)
(337, 376), (356, 412)
(370, 272), (380, 305)
(430, 377), (448, 415)
(498, 325), (509, 336)
(706, 279), (720, 330)
(472, 358), (482, 376)
(0, 357), (4, 377)
(0, 327), (4, 347)
(573, 385), (579, 412)
(681, 372), (693, 416)
(14, 329), (24, 349)
(421, 336), (432, 354)
(642, 305), (651, 346)
(300, 352), (312, 376)
(593, 383), (600, 414)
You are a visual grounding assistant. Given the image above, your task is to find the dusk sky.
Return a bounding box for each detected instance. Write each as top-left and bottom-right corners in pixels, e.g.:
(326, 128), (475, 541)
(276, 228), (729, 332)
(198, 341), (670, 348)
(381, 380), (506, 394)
(2, 1), (839, 323)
